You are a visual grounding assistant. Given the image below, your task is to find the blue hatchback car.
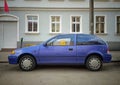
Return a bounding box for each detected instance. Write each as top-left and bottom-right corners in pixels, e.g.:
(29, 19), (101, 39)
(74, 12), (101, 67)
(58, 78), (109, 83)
(8, 34), (111, 71)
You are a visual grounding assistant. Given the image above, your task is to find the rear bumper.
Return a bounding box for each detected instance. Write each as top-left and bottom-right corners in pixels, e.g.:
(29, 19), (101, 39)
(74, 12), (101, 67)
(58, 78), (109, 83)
(103, 54), (112, 63)
(8, 55), (18, 64)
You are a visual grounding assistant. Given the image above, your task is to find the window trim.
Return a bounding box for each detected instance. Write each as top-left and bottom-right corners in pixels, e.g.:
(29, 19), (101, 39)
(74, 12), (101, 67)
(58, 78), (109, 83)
(49, 15), (62, 34)
(115, 15), (120, 34)
(94, 15), (107, 34)
(25, 14), (39, 34)
(70, 15), (82, 33)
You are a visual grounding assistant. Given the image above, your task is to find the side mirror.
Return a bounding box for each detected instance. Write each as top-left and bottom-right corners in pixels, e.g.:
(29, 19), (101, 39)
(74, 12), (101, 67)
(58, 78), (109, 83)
(43, 43), (47, 47)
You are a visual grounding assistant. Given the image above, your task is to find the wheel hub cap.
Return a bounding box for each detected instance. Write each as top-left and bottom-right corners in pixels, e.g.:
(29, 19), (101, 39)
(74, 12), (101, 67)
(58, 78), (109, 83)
(23, 59), (31, 67)
(89, 58), (100, 69)
(21, 58), (32, 69)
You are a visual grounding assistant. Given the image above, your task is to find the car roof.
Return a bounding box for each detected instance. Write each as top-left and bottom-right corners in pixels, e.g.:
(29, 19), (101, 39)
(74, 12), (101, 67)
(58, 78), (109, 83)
(58, 33), (94, 36)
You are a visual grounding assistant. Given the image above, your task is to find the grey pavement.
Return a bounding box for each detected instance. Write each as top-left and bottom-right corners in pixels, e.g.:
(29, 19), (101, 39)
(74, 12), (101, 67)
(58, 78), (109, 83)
(0, 51), (120, 62)
(0, 62), (120, 85)
(0, 52), (10, 62)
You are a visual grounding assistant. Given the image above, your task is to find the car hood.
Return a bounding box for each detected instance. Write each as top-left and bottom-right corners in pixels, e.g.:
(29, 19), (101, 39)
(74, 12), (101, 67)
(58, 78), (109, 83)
(15, 45), (40, 54)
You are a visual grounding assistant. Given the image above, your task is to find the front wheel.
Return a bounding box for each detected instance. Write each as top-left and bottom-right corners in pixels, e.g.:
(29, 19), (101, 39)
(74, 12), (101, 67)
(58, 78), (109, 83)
(86, 55), (102, 71)
(19, 55), (36, 71)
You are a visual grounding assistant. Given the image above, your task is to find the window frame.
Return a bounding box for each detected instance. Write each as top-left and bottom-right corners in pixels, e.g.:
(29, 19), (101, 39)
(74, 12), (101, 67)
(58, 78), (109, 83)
(25, 14), (39, 34)
(95, 15), (107, 34)
(70, 15), (82, 33)
(49, 15), (62, 34)
(115, 15), (120, 34)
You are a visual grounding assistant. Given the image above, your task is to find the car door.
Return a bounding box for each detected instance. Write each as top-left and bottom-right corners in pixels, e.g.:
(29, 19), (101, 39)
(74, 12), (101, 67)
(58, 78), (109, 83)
(76, 34), (93, 63)
(39, 34), (77, 64)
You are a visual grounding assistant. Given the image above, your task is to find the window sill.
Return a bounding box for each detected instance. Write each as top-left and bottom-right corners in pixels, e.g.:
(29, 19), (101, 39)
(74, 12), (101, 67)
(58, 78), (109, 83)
(69, 0), (85, 2)
(48, 0), (64, 1)
(49, 32), (62, 35)
(24, 0), (41, 1)
(95, 33), (108, 35)
(70, 32), (82, 34)
(25, 32), (40, 35)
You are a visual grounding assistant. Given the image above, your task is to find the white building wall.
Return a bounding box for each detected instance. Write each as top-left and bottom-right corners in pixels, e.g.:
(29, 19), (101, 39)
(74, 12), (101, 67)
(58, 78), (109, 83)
(0, 0), (120, 50)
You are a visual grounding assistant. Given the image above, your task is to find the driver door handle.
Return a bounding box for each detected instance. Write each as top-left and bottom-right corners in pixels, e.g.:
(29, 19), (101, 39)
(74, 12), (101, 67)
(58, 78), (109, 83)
(69, 48), (73, 51)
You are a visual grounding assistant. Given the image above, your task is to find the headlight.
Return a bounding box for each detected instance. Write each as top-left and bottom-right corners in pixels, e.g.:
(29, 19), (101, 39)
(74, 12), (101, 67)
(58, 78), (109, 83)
(11, 50), (15, 54)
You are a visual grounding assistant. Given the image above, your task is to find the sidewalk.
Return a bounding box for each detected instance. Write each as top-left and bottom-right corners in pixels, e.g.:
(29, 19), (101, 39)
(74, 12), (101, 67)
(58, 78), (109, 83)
(0, 51), (120, 62)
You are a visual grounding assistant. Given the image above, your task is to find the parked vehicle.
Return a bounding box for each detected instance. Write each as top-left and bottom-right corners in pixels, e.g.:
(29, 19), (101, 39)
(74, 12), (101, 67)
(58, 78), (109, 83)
(8, 34), (111, 71)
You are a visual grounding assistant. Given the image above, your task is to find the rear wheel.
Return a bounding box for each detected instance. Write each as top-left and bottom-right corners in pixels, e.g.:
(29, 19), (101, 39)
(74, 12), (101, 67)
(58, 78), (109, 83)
(86, 55), (102, 71)
(19, 55), (36, 71)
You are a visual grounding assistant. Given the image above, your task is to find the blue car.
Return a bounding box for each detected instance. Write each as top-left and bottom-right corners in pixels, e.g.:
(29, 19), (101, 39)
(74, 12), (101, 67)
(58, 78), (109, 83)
(8, 34), (111, 71)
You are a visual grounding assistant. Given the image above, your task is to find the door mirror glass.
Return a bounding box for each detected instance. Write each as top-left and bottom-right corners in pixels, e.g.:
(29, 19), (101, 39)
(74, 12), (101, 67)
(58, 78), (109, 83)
(43, 42), (47, 47)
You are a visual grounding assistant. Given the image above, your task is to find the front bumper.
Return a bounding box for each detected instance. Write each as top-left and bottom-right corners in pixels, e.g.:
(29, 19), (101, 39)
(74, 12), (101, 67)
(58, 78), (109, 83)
(103, 54), (112, 63)
(8, 55), (18, 64)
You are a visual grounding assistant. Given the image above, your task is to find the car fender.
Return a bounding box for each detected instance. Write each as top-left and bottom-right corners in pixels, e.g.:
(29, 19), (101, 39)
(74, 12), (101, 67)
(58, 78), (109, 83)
(86, 51), (104, 61)
(17, 46), (40, 63)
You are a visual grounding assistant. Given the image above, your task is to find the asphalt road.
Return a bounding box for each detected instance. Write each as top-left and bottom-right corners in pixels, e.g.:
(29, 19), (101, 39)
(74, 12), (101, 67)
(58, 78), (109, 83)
(0, 62), (120, 85)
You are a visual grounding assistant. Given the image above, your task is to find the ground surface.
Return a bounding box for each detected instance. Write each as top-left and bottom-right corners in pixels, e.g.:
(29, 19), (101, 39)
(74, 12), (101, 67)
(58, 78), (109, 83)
(0, 62), (120, 85)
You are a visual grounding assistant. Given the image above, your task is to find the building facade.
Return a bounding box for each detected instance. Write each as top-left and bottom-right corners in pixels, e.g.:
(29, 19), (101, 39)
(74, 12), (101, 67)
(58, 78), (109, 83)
(0, 0), (120, 50)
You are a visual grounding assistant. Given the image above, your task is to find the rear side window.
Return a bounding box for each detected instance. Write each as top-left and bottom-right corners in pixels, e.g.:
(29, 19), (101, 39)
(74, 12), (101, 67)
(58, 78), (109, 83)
(76, 34), (106, 45)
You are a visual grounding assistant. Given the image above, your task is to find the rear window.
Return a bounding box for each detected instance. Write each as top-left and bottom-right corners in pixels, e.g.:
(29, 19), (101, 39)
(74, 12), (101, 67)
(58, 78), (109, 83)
(76, 34), (106, 45)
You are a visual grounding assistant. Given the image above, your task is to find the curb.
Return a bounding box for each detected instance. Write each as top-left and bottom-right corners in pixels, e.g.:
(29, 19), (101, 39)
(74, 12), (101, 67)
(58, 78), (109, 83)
(0, 61), (8, 63)
(111, 61), (120, 63)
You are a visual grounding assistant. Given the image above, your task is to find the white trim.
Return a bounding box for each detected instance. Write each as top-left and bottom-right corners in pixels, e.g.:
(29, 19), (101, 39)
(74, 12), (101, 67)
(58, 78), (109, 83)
(0, 14), (19, 42)
(2, 7), (120, 11)
(25, 14), (39, 34)
(49, 15), (62, 34)
(17, 17), (19, 41)
(70, 15), (82, 33)
(94, 15), (107, 34)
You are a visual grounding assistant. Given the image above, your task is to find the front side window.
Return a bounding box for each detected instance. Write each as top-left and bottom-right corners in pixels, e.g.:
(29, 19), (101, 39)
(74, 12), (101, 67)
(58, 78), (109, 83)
(50, 16), (61, 33)
(26, 15), (39, 33)
(71, 16), (81, 33)
(95, 16), (105, 34)
(47, 35), (74, 46)
(116, 16), (120, 34)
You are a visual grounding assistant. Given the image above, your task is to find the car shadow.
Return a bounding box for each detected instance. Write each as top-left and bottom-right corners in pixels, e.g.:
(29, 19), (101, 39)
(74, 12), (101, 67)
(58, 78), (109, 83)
(36, 65), (87, 71)
(102, 62), (120, 72)
(4, 62), (120, 72)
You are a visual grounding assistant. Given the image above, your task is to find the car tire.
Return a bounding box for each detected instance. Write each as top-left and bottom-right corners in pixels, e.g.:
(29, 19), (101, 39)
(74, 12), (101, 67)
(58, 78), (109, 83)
(19, 55), (36, 71)
(86, 55), (102, 71)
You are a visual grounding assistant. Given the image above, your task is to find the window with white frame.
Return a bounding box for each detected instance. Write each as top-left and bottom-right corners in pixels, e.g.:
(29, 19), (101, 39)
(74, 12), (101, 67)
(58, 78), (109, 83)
(26, 15), (39, 33)
(71, 16), (81, 33)
(50, 16), (61, 33)
(116, 16), (120, 34)
(95, 16), (105, 34)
